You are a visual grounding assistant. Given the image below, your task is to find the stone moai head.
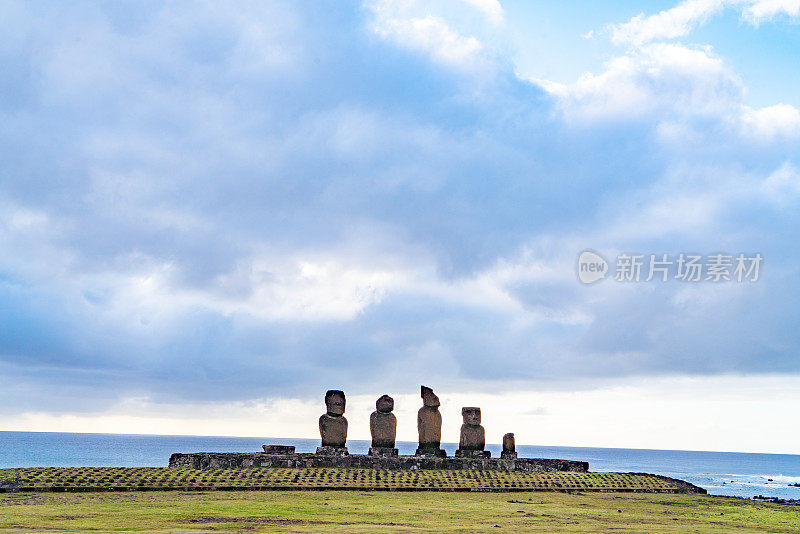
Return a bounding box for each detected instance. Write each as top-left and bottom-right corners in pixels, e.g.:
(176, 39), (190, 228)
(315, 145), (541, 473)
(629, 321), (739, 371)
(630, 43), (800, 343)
(420, 385), (440, 408)
(502, 432), (515, 452)
(376, 394), (394, 413)
(325, 390), (346, 416)
(462, 407), (481, 426)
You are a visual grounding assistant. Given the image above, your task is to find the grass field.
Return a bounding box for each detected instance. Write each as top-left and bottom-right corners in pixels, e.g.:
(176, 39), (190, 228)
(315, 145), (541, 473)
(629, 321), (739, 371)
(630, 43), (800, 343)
(0, 467), (701, 493)
(1, 489), (798, 533)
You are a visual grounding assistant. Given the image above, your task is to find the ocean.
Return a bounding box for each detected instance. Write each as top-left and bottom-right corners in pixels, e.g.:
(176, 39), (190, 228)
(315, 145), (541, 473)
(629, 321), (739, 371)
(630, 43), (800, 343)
(2, 431), (799, 499)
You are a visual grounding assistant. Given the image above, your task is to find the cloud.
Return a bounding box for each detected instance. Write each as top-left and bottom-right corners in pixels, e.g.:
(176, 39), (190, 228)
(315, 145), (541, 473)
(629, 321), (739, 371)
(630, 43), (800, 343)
(741, 103), (800, 139)
(610, 0), (800, 46)
(372, 12), (484, 68)
(535, 41), (800, 144)
(535, 43), (741, 121)
(762, 162), (800, 203)
(610, 0), (726, 46)
(459, 0), (504, 25)
(0, 0), (799, 430)
(743, 0), (800, 24)
(365, 0), (506, 71)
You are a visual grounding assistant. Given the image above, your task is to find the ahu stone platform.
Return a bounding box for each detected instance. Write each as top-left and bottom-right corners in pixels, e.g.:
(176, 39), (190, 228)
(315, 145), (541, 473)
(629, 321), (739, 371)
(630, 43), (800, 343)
(168, 451), (589, 473)
(0, 467), (706, 494)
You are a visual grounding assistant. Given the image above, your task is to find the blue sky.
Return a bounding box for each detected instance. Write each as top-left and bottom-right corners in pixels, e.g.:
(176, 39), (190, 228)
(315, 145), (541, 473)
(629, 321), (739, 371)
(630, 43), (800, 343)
(505, 0), (800, 108)
(1, 0), (800, 452)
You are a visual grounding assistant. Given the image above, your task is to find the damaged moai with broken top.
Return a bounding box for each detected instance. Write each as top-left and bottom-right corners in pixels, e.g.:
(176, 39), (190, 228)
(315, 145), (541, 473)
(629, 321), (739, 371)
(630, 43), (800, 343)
(370, 394), (398, 456)
(455, 406), (490, 458)
(502, 432), (517, 459)
(317, 389), (348, 456)
(416, 385), (446, 457)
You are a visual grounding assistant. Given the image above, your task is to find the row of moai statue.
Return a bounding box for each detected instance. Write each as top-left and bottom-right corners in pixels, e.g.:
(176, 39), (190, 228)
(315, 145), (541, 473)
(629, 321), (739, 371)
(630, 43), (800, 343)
(317, 386), (518, 459)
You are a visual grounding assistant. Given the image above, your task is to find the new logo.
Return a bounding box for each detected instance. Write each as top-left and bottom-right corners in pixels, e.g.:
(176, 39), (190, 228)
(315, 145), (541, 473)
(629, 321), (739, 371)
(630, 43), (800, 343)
(577, 250), (608, 284)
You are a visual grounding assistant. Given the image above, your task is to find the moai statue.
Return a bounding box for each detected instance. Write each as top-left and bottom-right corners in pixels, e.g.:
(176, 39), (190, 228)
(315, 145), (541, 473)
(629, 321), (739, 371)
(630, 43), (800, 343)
(369, 394), (398, 456)
(501, 432), (517, 460)
(416, 385), (446, 457)
(317, 390), (348, 455)
(455, 407), (490, 458)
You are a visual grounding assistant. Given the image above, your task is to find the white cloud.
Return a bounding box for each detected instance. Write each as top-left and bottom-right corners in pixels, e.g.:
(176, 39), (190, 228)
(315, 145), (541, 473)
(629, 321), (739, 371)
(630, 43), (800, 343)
(459, 0), (504, 25)
(536, 43), (741, 121)
(741, 103), (800, 139)
(763, 162), (800, 203)
(539, 2), (800, 139)
(367, 0), (487, 69)
(91, 255), (406, 323)
(536, 40), (800, 141)
(610, 0), (726, 46)
(605, 190), (727, 241)
(0, 196), (406, 324)
(610, 0), (800, 46)
(743, 0), (800, 24)
(214, 257), (403, 321)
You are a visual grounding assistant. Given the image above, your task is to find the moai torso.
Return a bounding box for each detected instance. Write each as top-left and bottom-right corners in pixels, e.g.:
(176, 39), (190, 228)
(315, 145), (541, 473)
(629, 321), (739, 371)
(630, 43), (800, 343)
(319, 390), (348, 448)
(370, 394), (397, 448)
(417, 386), (443, 449)
(502, 432), (516, 454)
(501, 432), (517, 459)
(319, 414), (348, 447)
(417, 406), (442, 448)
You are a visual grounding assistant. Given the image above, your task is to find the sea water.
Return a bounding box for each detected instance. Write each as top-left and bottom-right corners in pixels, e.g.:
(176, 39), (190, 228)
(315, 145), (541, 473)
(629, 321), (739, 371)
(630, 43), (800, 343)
(1, 431), (798, 499)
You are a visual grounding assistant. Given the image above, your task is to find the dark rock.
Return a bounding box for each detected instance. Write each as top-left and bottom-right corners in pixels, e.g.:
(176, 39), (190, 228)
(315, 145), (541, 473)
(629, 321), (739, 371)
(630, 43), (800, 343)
(455, 449), (491, 458)
(754, 495), (800, 505)
(262, 445), (295, 455)
(315, 446), (349, 456)
(414, 447), (447, 457)
(319, 390), (348, 448)
(368, 447), (399, 457)
(417, 385), (442, 450)
(0, 479), (20, 493)
(370, 394), (397, 448)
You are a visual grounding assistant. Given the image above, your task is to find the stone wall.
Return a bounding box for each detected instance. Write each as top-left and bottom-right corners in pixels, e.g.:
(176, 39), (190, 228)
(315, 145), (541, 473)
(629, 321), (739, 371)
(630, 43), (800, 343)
(168, 452), (589, 473)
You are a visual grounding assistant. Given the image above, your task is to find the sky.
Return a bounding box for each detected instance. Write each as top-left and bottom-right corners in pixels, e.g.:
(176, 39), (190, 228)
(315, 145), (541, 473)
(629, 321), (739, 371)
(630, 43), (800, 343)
(1, 0), (800, 454)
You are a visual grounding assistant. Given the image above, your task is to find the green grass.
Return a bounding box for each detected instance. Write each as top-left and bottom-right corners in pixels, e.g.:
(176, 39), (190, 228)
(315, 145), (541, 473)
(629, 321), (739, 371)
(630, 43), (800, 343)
(0, 467), (698, 492)
(0, 489), (797, 533)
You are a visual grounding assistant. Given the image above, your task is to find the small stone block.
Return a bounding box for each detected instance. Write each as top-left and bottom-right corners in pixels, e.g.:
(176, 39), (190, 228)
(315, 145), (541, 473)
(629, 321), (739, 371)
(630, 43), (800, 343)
(316, 446), (349, 456)
(455, 449), (491, 459)
(368, 447), (399, 457)
(262, 445), (296, 455)
(501, 451), (518, 460)
(415, 447), (447, 457)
